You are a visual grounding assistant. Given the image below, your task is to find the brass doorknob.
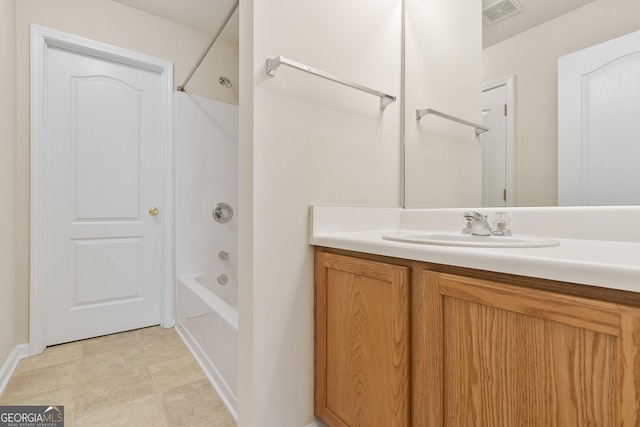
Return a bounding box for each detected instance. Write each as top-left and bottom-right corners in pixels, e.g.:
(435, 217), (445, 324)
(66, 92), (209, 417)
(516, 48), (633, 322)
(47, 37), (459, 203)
(148, 207), (159, 216)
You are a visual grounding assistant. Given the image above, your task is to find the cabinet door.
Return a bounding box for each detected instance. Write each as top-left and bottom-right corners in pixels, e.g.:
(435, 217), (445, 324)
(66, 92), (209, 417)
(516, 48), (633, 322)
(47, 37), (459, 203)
(315, 252), (410, 427)
(415, 271), (640, 426)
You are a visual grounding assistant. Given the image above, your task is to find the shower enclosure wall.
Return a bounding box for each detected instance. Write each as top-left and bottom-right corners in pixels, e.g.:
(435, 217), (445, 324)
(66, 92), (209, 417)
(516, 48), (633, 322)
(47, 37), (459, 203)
(174, 92), (239, 419)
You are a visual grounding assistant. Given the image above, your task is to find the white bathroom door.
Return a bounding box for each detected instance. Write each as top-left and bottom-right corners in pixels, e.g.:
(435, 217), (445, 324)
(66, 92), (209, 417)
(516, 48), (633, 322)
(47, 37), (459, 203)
(42, 45), (164, 345)
(558, 29), (640, 205)
(481, 84), (507, 207)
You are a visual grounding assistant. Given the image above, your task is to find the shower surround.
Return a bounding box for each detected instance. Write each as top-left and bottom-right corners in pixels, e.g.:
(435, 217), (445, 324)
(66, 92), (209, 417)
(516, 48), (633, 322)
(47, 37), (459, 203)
(174, 92), (239, 419)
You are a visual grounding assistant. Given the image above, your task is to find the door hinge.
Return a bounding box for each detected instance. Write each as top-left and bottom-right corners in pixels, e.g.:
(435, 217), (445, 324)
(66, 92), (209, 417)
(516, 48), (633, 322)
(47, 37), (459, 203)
(504, 104), (507, 116)
(503, 189), (507, 201)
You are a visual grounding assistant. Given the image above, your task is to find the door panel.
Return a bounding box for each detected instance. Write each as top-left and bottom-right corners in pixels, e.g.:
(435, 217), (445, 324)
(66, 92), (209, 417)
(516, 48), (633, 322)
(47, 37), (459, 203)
(73, 76), (142, 219)
(44, 45), (163, 345)
(74, 238), (142, 304)
(558, 29), (640, 205)
(481, 85), (507, 207)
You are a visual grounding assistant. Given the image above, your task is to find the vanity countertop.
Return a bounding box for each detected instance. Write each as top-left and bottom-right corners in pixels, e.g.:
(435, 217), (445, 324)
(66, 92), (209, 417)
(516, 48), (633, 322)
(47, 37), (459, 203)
(310, 206), (640, 293)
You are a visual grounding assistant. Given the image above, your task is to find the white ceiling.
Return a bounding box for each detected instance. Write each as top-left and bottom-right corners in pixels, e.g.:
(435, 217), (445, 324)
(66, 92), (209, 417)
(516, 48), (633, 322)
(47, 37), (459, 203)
(113, 0), (594, 49)
(113, 0), (239, 44)
(482, 0), (596, 47)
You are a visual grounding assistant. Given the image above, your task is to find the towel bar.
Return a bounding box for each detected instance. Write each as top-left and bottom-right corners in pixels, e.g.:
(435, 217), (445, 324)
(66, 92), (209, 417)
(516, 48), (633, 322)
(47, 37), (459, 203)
(416, 108), (489, 137)
(266, 56), (396, 110)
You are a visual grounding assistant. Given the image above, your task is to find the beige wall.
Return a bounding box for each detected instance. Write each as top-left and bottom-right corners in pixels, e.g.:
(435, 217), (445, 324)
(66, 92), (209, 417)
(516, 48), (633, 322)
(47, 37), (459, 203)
(238, 0), (402, 424)
(10, 0), (238, 346)
(6, 0), (401, 424)
(0, 0), (17, 366)
(404, 0), (483, 208)
(483, 0), (640, 206)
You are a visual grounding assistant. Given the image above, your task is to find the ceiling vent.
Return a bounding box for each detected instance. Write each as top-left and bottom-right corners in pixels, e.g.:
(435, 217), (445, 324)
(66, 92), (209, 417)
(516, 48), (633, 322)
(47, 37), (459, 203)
(482, 0), (524, 25)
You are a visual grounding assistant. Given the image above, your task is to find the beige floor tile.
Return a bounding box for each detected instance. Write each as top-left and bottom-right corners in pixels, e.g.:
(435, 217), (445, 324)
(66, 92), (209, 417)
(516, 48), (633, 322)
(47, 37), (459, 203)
(75, 394), (169, 427)
(140, 325), (175, 343)
(78, 349), (148, 382)
(160, 379), (236, 427)
(81, 330), (144, 362)
(14, 341), (84, 375)
(0, 361), (79, 403)
(82, 328), (143, 352)
(0, 383), (74, 404)
(75, 362), (156, 415)
(148, 354), (206, 392)
(79, 347), (147, 382)
(0, 326), (235, 427)
(143, 331), (192, 365)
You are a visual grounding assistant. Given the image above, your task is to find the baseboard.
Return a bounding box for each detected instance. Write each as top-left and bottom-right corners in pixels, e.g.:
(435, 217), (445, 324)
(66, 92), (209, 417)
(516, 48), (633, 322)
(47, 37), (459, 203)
(0, 344), (29, 395)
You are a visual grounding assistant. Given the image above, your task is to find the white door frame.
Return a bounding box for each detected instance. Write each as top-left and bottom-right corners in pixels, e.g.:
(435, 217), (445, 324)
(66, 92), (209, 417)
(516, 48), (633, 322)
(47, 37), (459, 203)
(29, 25), (175, 355)
(482, 74), (516, 206)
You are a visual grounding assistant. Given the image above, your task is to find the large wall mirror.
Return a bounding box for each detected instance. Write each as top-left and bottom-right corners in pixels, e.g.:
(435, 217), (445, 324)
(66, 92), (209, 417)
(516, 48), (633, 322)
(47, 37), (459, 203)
(404, 0), (640, 208)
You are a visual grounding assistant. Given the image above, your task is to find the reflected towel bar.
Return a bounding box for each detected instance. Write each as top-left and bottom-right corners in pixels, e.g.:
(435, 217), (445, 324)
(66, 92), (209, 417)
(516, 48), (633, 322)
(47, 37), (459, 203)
(266, 56), (396, 110)
(416, 108), (489, 137)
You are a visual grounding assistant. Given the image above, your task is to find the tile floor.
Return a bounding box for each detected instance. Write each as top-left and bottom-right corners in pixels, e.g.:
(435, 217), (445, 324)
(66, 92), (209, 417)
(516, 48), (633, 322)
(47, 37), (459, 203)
(0, 326), (236, 426)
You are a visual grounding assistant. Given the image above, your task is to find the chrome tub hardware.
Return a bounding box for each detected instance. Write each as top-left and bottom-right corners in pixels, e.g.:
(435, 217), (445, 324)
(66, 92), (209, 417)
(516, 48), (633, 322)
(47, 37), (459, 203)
(213, 202), (233, 223)
(218, 251), (229, 260)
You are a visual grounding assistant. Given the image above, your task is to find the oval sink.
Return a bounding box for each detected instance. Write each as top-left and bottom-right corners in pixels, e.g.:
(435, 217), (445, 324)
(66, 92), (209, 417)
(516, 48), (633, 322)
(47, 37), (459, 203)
(382, 231), (560, 248)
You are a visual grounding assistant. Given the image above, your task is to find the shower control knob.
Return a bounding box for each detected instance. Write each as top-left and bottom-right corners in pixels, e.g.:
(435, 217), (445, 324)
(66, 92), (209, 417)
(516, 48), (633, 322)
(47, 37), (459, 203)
(213, 202), (233, 223)
(218, 274), (228, 285)
(218, 251), (229, 260)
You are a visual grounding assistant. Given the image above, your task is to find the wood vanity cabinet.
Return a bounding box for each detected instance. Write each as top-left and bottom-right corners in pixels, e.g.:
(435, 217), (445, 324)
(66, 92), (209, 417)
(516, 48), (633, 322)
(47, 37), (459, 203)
(315, 248), (640, 427)
(414, 270), (640, 426)
(314, 251), (410, 427)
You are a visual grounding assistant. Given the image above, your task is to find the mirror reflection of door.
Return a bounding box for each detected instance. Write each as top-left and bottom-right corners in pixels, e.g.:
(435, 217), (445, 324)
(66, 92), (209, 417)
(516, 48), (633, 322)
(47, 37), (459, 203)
(558, 29), (640, 206)
(481, 85), (506, 206)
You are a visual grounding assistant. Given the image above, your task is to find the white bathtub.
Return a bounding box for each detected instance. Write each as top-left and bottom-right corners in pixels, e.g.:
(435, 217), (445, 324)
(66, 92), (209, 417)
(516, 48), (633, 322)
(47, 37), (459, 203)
(175, 273), (238, 419)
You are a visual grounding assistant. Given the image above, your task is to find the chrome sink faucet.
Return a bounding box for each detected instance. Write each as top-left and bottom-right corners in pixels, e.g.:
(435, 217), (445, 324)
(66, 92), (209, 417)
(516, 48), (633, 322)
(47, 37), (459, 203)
(462, 211), (492, 236)
(462, 211), (512, 236)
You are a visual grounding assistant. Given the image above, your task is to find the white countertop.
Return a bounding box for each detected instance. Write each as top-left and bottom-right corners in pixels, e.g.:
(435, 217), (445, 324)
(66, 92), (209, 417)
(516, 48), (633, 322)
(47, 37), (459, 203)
(310, 206), (640, 293)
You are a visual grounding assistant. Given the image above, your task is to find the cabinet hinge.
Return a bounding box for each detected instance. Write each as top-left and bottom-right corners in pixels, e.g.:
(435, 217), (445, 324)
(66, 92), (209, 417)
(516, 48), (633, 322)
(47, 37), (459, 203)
(504, 104), (507, 116)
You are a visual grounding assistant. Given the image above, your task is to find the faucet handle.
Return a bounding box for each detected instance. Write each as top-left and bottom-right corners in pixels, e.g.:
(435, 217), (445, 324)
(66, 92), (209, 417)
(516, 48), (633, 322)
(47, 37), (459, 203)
(462, 218), (472, 234)
(491, 212), (512, 236)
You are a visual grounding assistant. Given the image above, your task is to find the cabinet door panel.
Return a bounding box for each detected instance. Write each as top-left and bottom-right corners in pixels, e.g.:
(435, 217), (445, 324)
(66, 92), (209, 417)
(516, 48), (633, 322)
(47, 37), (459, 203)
(418, 270), (640, 426)
(444, 296), (617, 425)
(315, 252), (409, 427)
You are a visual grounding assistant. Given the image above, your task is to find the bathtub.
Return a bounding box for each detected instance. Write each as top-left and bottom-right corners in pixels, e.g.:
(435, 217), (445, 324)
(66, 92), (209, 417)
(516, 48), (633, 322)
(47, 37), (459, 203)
(175, 273), (238, 419)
